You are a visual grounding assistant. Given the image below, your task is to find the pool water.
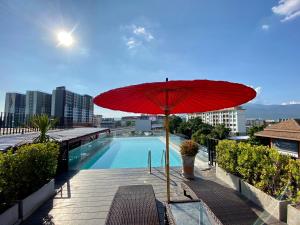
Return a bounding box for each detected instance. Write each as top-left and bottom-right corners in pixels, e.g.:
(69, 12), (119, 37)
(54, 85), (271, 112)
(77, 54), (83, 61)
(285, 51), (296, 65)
(70, 136), (182, 170)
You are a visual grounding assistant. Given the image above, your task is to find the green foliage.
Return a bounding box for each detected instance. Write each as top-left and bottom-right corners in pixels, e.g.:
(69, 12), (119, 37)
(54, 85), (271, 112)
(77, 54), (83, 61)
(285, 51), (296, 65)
(237, 144), (267, 185)
(217, 140), (300, 203)
(177, 121), (192, 138)
(180, 140), (199, 156)
(168, 116), (183, 134)
(216, 140), (240, 175)
(209, 124), (231, 140)
(0, 142), (59, 212)
(255, 148), (290, 197)
(288, 159), (300, 204)
(192, 131), (208, 146)
(30, 114), (57, 143)
(247, 125), (265, 145)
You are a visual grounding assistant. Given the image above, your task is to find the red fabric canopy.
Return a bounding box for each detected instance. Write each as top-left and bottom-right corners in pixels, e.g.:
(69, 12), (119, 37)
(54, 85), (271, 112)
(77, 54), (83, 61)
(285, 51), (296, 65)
(93, 80), (256, 115)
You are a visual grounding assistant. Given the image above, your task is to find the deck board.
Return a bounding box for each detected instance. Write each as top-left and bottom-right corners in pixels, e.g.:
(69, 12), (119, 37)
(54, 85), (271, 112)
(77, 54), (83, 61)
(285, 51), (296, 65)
(21, 167), (287, 225)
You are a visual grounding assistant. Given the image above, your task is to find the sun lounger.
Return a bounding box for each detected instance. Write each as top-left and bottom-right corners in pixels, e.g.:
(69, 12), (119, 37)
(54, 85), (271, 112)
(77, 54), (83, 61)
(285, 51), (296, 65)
(105, 185), (160, 225)
(181, 181), (259, 225)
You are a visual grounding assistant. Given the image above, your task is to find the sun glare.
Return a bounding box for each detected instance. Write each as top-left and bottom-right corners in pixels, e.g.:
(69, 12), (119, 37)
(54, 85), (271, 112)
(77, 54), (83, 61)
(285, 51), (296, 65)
(57, 31), (74, 47)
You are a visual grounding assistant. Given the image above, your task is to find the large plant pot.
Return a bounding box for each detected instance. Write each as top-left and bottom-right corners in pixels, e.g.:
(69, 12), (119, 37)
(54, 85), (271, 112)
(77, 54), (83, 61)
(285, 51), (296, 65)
(287, 204), (300, 225)
(182, 155), (196, 179)
(216, 164), (241, 192)
(240, 180), (289, 222)
(20, 179), (55, 220)
(0, 204), (19, 225)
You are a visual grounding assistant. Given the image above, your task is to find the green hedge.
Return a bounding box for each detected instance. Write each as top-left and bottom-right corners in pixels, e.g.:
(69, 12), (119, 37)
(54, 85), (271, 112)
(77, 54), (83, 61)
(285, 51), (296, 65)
(0, 142), (59, 212)
(217, 140), (300, 203)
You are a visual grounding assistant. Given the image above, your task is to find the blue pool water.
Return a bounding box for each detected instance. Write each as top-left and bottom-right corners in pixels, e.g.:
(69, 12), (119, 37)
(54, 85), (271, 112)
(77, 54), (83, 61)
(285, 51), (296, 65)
(69, 136), (182, 170)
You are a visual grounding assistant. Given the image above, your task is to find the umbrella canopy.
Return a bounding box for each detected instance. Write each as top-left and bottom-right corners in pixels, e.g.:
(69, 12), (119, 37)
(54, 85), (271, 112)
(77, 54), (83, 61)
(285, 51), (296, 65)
(93, 79), (256, 203)
(94, 80), (256, 115)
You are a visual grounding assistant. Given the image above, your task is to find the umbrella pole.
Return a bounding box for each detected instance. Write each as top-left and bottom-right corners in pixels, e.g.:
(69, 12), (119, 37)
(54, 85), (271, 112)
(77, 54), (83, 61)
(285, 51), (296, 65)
(165, 114), (171, 203)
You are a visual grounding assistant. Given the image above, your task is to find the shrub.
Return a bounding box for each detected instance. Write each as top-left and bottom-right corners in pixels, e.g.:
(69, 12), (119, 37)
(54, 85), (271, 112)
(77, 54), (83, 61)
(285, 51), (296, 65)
(288, 159), (300, 205)
(216, 140), (298, 201)
(255, 148), (290, 197)
(0, 142), (59, 213)
(237, 143), (269, 185)
(180, 140), (199, 156)
(216, 140), (240, 175)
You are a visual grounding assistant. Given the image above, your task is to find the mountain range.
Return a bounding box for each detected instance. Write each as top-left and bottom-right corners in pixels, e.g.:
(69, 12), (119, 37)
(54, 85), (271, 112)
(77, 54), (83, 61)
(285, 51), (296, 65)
(243, 103), (300, 120)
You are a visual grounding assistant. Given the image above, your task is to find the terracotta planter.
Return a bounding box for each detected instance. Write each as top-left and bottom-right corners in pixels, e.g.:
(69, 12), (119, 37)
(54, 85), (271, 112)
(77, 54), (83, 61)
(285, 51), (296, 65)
(181, 155), (196, 179)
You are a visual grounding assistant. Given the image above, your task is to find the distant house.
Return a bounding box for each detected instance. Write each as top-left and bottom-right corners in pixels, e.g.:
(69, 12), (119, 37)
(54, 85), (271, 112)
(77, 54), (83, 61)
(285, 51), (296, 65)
(255, 119), (300, 158)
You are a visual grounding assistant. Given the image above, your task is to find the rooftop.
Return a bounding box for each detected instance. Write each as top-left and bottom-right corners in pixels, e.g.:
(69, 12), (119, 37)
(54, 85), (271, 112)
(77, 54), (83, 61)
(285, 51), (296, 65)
(255, 119), (300, 141)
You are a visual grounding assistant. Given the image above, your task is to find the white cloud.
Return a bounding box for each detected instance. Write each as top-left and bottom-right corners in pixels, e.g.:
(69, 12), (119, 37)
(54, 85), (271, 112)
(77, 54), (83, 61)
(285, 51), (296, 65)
(132, 25), (154, 41)
(272, 0), (300, 22)
(126, 37), (141, 49)
(261, 24), (270, 30)
(247, 86), (263, 103)
(254, 86), (262, 95)
(122, 24), (154, 50)
(281, 100), (300, 105)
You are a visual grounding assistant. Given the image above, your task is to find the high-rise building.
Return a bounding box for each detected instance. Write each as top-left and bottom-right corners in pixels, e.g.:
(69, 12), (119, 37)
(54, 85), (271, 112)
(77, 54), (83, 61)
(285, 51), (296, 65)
(51, 86), (93, 126)
(25, 91), (52, 117)
(4, 93), (26, 126)
(189, 106), (246, 134)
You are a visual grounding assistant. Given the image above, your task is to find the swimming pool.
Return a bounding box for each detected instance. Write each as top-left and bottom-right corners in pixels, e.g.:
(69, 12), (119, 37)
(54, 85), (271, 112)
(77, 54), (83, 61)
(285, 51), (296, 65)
(69, 136), (182, 170)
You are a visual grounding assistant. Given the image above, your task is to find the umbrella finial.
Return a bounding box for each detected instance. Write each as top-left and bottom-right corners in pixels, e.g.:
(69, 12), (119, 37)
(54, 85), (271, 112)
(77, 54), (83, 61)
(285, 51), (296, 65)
(166, 77), (168, 82)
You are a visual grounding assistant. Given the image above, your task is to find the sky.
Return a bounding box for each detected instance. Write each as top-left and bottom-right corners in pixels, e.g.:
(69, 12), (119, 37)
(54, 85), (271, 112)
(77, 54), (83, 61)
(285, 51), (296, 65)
(0, 0), (300, 117)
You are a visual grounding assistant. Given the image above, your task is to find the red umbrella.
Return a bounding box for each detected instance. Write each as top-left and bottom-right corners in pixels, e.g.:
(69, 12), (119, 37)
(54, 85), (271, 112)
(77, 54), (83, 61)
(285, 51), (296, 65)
(94, 79), (256, 202)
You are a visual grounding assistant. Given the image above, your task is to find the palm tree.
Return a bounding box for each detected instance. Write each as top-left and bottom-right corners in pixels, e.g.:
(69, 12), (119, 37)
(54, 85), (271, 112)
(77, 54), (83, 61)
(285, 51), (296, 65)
(30, 114), (57, 143)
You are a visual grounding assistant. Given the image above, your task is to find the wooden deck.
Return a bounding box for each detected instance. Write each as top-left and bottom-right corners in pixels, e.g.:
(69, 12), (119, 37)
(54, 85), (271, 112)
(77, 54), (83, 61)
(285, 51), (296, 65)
(21, 167), (287, 225)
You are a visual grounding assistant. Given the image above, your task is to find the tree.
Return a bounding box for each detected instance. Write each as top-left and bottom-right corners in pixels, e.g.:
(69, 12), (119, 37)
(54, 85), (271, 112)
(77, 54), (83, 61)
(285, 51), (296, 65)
(210, 124), (230, 140)
(191, 123), (213, 146)
(168, 116), (182, 133)
(188, 117), (204, 134)
(177, 121), (192, 138)
(247, 125), (265, 145)
(30, 115), (57, 143)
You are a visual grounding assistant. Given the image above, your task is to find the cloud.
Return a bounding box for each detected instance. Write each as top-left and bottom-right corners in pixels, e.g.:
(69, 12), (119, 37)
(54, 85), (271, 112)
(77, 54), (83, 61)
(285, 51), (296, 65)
(125, 37), (141, 49)
(272, 0), (300, 22)
(261, 24), (270, 30)
(247, 86), (263, 103)
(132, 25), (154, 41)
(281, 100), (300, 105)
(254, 86), (262, 95)
(122, 24), (154, 50)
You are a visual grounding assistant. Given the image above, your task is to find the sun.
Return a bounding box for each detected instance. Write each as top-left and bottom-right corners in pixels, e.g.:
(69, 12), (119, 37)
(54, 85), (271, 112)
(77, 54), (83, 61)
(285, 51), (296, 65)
(57, 31), (74, 47)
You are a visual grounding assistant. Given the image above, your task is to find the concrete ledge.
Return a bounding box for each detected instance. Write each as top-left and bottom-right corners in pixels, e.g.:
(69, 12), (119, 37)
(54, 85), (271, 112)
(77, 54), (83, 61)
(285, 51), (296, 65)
(287, 204), (300, 225)
(0, 203), (19, 225)
(20, 179), (55, 220)
(216, 164), (240, 191)
(240, 180), (289, 222)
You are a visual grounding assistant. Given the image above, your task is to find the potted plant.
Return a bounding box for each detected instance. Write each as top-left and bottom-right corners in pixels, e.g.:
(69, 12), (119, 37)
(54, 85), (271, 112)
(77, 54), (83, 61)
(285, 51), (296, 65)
(180, 140), (199, 179)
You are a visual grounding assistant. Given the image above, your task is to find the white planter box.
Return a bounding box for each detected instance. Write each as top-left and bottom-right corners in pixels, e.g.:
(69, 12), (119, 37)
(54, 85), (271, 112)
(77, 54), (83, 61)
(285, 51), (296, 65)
(0, 204), (19, 225)
(240, 180), (289, 222)
(216, 164), (240, 192)
(287, 204), (300, 225)
(20, 179), (55, 220)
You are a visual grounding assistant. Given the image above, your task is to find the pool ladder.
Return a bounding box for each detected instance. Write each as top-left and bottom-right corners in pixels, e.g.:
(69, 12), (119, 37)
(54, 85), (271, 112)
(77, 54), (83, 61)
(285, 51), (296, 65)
(161, 149), (166, 167)
(148, 150), (152, 174)
(148, 150), (166, 174)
